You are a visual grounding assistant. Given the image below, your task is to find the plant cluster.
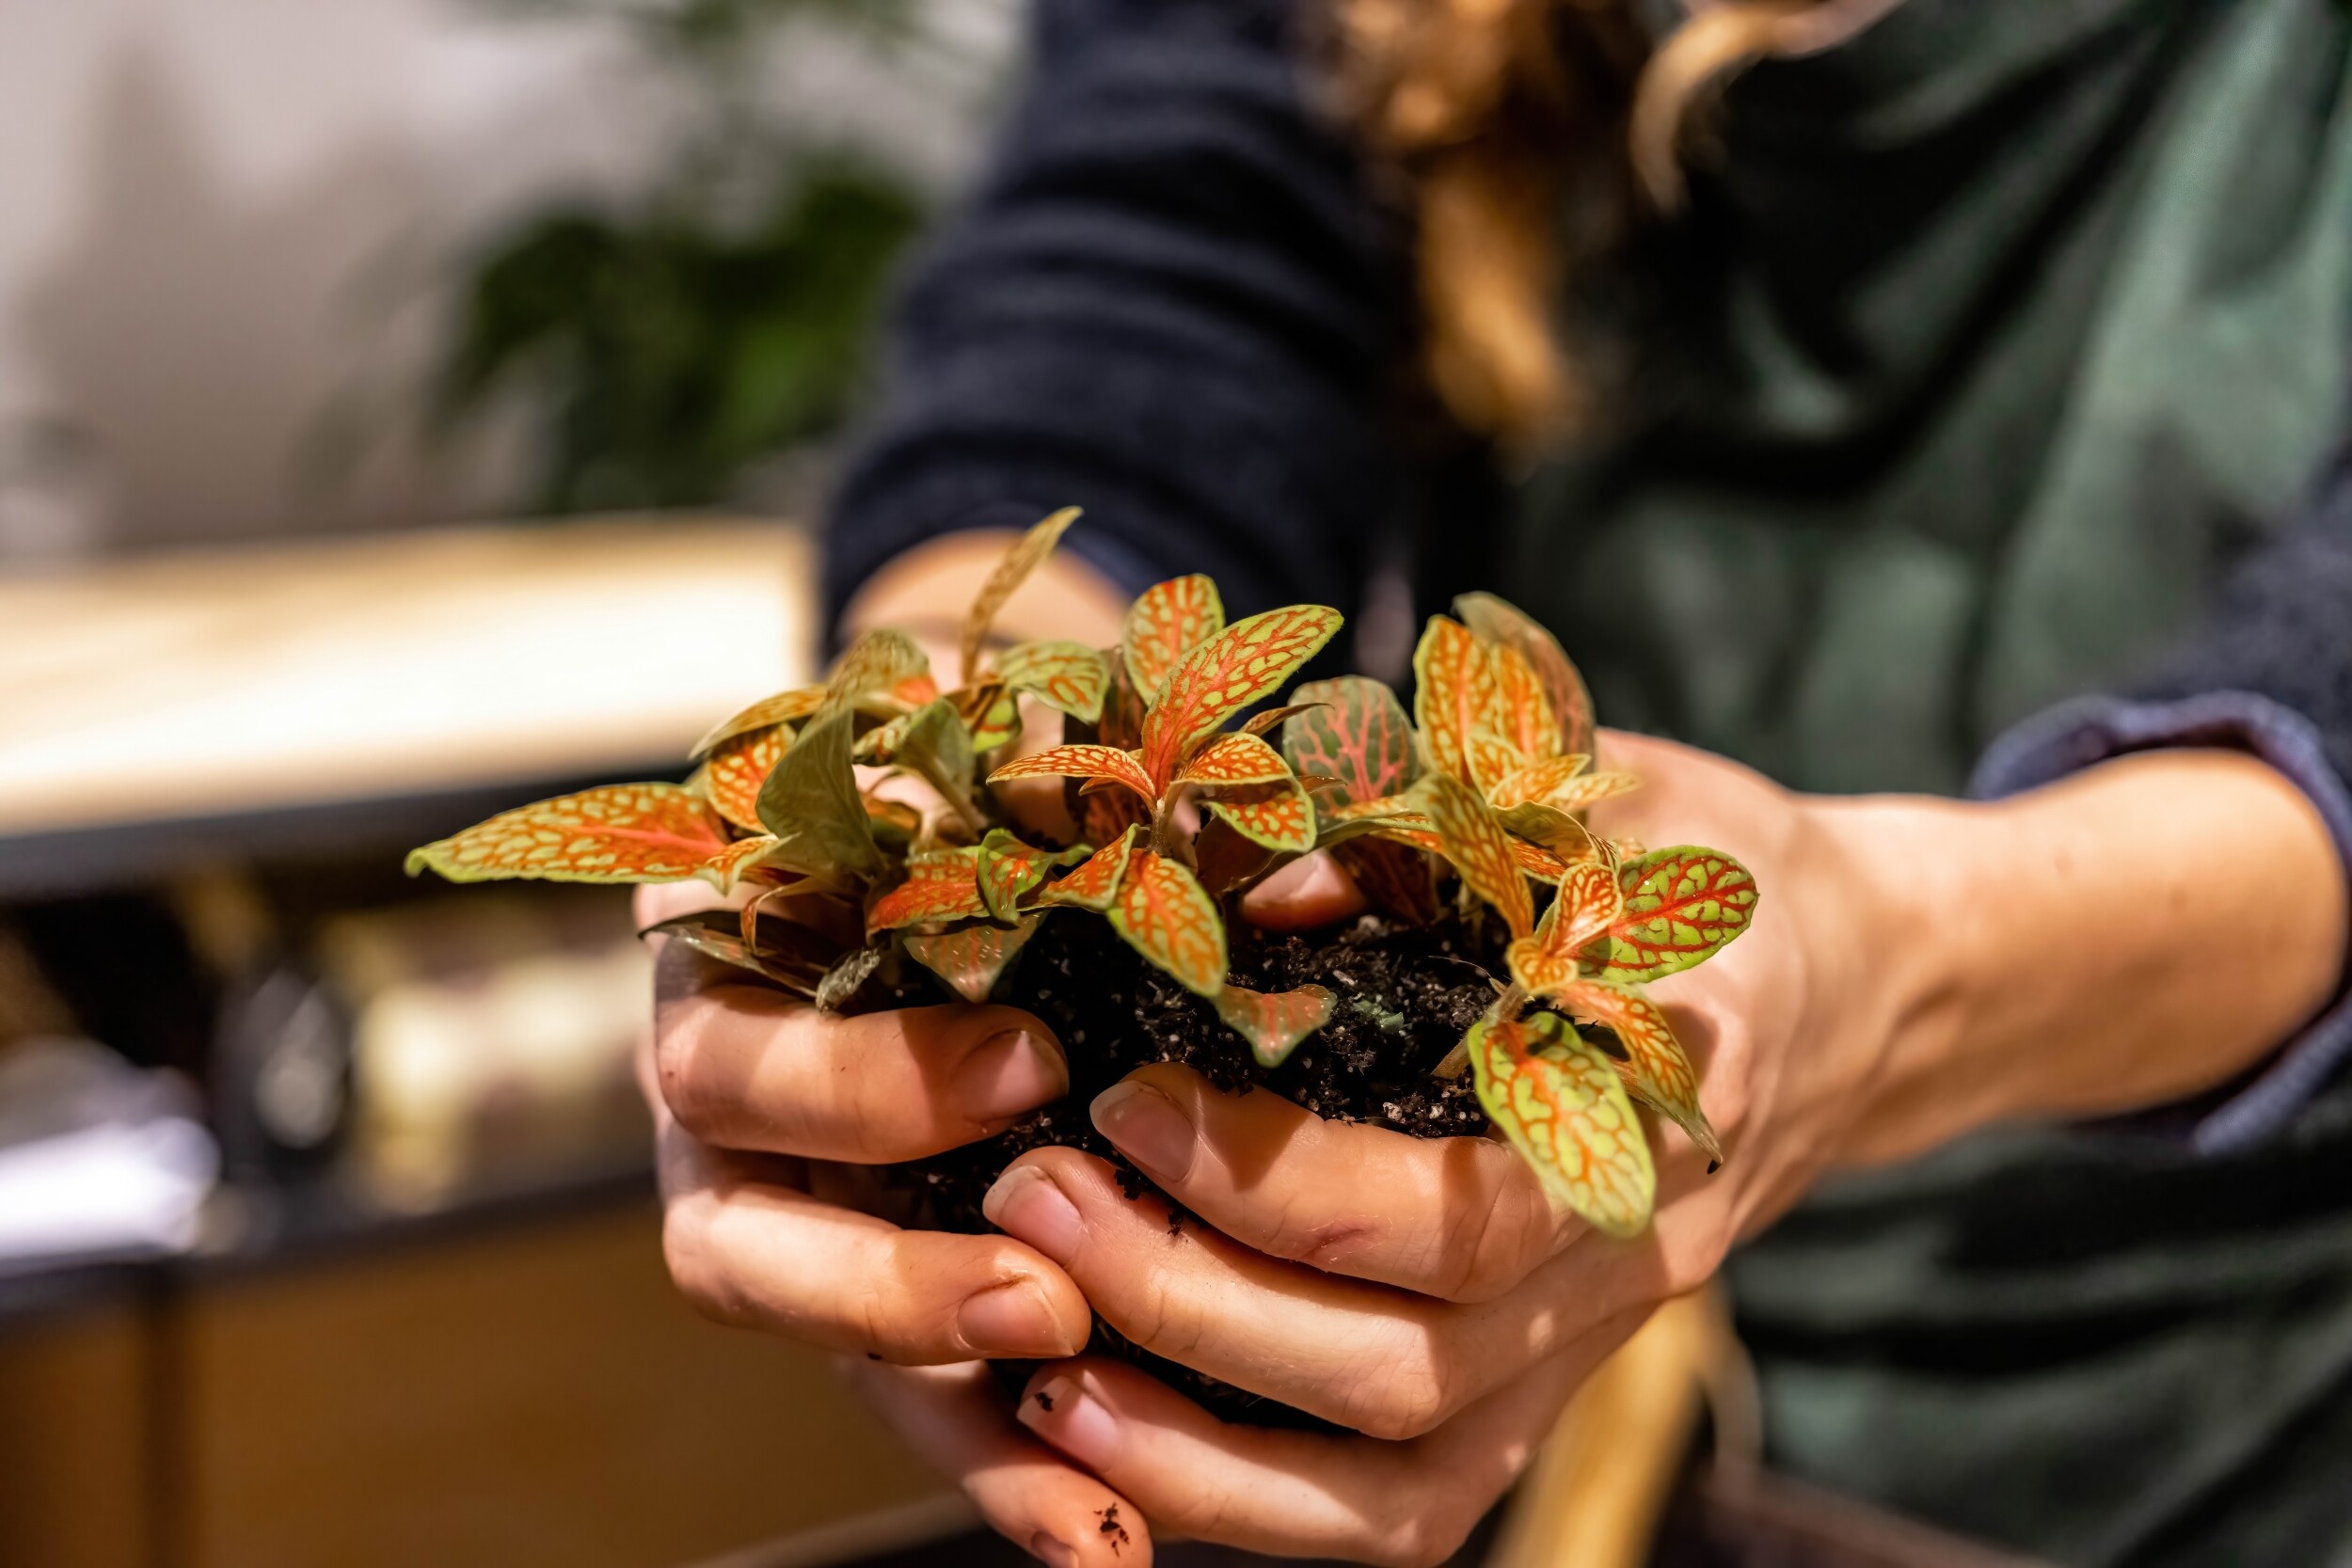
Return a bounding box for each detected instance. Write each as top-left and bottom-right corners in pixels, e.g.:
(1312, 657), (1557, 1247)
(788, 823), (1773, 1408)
(410, 510), (1756, 1235)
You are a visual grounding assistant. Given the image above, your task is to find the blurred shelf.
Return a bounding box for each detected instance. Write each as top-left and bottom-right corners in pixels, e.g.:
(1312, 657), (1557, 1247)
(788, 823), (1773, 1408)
(0, 516), (817, 895)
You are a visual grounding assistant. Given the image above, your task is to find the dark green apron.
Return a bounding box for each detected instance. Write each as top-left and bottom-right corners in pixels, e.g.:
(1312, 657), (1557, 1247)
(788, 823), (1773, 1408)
(1506, 1), (2352, 1560)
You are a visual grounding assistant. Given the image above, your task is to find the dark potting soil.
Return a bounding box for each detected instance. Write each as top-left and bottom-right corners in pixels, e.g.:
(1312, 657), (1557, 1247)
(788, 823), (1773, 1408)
(890, 906), (1508, 1425)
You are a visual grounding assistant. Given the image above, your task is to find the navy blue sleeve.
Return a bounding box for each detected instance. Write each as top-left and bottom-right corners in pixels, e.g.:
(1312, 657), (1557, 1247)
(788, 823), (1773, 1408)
(1973, 452), (2352, 1149)
(820, 0), (1418, 631)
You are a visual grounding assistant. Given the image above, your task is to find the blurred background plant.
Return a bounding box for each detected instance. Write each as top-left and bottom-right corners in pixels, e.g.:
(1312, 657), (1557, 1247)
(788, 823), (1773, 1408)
(431, 0), (935, 514)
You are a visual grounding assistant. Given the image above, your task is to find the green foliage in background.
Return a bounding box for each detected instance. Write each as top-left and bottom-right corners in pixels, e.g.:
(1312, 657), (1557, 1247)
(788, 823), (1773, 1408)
(435, 0), (930, 513)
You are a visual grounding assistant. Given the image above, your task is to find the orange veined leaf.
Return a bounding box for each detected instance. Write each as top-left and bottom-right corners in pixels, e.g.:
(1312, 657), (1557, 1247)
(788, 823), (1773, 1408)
(1600, 847), (1759, 982)
(1412, 615), (1497, 785)
(961, 506), (1081, 683)
(1417, 771), (1534, 939)
(1534, 770), (1641, 816)
(824, 627), (930, 709)
(977, 830), (1089, 922)
(692, 686), (823, 758)
(1486, 642), (1559, 762)
(1509, 838), (1581, 880)
(1036, 825), (1142, 912)
(1108, 850), (1229, 997)
(1281, 675), (1419, 807)
(905, 916), (1044, 1005)
(1214, 983), (1336, 1068)
(993, 640), (1109, 723)
(1504, 863), (1623, 996)
(1455, 592), (1595, 760)
(1242, 702), (1324, 738)
(988, 744), (1155, 804)
(703, 724), (792, 832)
(1466, 728), (1533, 797)
(1465, 1009), (1654, 1236)
(1121, 573), (1226, 703)
(1202, 777), (1317, 853)
(853, 713), (912, 766)
(698, 833), (785, 891)
(864, 795), (923, 849)
(946, 680), (1022, 752)
(866, 849), (990, 934)
(1557, 978), (1719, 1164)
(407, 784), (729, 885)
(1177, 731), (1295, 787)
(1138, 604), (1343, 790)
(1486, 754), (1593, 810)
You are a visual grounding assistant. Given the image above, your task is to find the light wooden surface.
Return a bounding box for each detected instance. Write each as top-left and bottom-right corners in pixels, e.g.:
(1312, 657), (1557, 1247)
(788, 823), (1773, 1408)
(0, 517), (817, 839)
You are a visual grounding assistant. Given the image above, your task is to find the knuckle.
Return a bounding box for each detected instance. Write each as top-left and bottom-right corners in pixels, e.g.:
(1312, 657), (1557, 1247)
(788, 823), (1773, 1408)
(1340, 1340), (1452, 1441)
(1431, 1166), (1555, 1303)
(1377, 1499), (1481, 1568)
(660, 1196), (731, 1323)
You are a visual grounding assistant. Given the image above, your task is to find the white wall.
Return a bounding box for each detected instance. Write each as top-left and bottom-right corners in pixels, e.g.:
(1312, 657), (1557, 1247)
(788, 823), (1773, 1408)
(0, 0), (1017, 558)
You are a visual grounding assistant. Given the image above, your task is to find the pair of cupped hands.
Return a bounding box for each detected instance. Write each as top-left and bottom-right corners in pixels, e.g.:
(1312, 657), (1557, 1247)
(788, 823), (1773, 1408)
(638, 731), (1894, 1567)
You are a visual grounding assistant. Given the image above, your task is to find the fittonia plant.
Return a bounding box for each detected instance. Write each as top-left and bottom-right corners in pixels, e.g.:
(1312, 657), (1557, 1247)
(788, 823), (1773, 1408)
(408, 510), (1756, 1236)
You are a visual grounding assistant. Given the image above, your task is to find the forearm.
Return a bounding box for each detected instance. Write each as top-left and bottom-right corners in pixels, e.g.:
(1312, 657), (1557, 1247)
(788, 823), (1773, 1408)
(1829, 750), (2350, 1165)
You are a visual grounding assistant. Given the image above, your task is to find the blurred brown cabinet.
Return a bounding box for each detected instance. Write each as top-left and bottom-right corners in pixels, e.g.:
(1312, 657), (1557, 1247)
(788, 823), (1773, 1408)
(0, 1200), (963, 1568)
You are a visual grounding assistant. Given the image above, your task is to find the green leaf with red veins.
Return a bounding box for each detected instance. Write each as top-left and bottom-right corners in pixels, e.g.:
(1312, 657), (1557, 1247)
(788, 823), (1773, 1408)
(1486, 754), (1593, 810)
(1454, 592), (1595, 760)
(1139, 605), (1343, 790)
(1599, 847), (1758, 982)
(1412, 615), (1496, 785)
(1485, 642), (1558, 762)
(1122, 573), (1226, 702)
(1036, 826), (1141, 912)
(1465, 1009), (1653, 1236)
(1282, 676), (1419, 808)
(1214, 983), (1337, 1068)
(977, 829), (1089, 922)
(408, 783), (731, 884)
(693, 686), (825, 758)
(1494, 802), (1601, 867)
(698, 833), (785, 891)
(1311, 794), (1430, 849)
(1202, 777), (1317, 853)
(703, 725), (792, 832)
(1108, 850), (1229, 997)
(1505, 862), (1624, 995)
(1177, 732), (1294, 787)
(823, 627), (931, 713)
(947, 681), (1022, 752)
(994, 640), (1109, 723)
(1556, 978), (1719, 1164)
(961, 506), (1081, 683)
(1416, 771), (1534, 939)
(866, 848), (989, 933)
(905, 916), (1044, 1004)
(757, 709), (884, 883)
(988, 744), (1155, 805)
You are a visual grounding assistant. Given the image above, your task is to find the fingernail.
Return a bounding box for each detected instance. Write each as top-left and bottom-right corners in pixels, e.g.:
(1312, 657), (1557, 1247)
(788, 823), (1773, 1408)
(1090, 1082), (1197, 1183)
(954, 1029), (1068, 1125)
(983, 1165), (1084, 1263)
(1019, 1374), (1123, 1470)
(1027, 1532), (1078, 1568)
(955, 1278), (1074, 1358)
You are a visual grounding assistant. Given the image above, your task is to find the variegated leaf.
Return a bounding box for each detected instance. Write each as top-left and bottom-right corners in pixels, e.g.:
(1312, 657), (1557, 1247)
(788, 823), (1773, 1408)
(1486, 754), (1594, 811)
(977, 830), (1089, 922)
(1557, 979), (1719, 1164)
(995, 640), (1109, 723)
(1466, 1009), (1653, 1236)
(1601, 847), (1758, 982)
(866, 848), (989, 933)
(1177, 731), (1295, 787)
(698, 832), (784, 891)
(1138, 605), (1343, 790)
(825, 627), (930, 710)
(949, 681), (1023, 752)
(1202, 778), (1316, 853)
(1466, 728), (1533, 796)
(961, 506), (1081, 682)
(1455, 592), (1594, 759)
(705, 725), (791, 832)
(1534, 770), (1641, 816)
(1037, 825), (1141, 912)
(1109, 850), (1229, 997)
(1508, 838), (1573, 880)
(1282, 676), (1418, 808)
(1486, 642), (1558, 762)
(1121, 573), (1226, 702)
(894, 698), (977, 817)
(756, 707), (883, 882)
(1417, 771), (1534, 939)
(852, 713), (912, 766)
(1214, 983), (1336, 1068)
(1495, 802), (1602, 865)
(1504, 862), (1624, 996)
(905, 916), (1044, 1005)
(865, 795), (923, 850)
(989, 744), (1155, 804)
(1242, 702), (1323, 738)
(407, 784), (728, 884)
(1412, 615), (1496, 785)
(693, 686), (823, 758)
